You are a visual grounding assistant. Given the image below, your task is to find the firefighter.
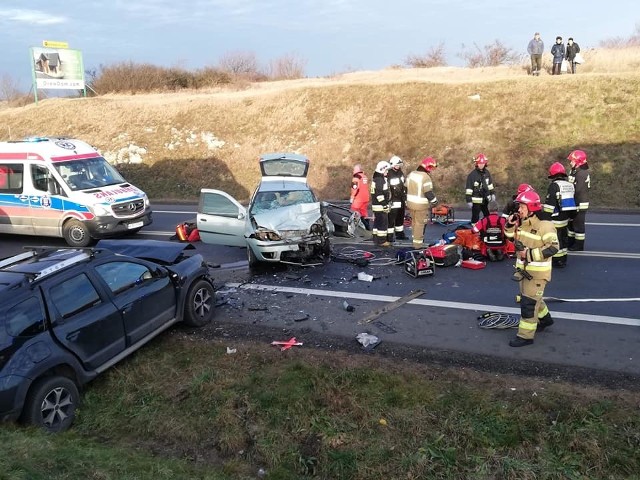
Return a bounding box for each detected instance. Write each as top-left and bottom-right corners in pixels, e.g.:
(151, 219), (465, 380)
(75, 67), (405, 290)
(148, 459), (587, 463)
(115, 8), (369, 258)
(567, 149), (590, 251)
(465, 153), (496, 223)
(350, 164), (371, 230)
(541, 162), (577, 267)
(387, 155), (407, 242)
(370, 160), (391, 247)
(504, 190), (559, 347)
(405, 156), (439, 249)
(473, 200), (507, 261)
(502, 183), (534, 218)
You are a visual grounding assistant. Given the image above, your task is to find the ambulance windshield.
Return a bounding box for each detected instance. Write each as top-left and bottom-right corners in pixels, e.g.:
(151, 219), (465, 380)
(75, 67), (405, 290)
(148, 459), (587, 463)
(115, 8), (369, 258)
(53, 156), (126, 191)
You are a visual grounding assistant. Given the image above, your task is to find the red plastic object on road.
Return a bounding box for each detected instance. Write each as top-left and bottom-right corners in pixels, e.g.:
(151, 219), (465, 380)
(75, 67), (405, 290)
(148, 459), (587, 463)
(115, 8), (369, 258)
(461, 259), (486, 270)
(271, 337), (304, 351)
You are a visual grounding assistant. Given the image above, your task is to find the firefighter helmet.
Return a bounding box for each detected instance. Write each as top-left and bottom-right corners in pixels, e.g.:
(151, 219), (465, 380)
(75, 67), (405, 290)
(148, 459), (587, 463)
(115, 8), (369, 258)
(473, 153), (488, 167)
(517, 183), (534, 194)
(375, 160), (391, 174)
(353, 164), (363, 175)
(515, 190), (542, 212)
(548, 162), (566, 178)
(420, 156), (438, 172)
(567, 149), (587, 167)
(389, 155), (403, 167)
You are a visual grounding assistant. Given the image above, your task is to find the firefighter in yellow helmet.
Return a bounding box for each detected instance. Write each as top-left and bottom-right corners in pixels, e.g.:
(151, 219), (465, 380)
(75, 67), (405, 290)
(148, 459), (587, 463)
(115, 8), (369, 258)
(504, 190), (559, 347)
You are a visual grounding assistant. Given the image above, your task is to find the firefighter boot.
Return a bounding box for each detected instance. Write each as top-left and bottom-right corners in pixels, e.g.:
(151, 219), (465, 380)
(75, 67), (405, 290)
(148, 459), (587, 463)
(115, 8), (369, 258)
(486, 248), (497, 262)
(509, 336), (534, 347)
(537, 313), (554, 332)
(568, 239), (584, 251)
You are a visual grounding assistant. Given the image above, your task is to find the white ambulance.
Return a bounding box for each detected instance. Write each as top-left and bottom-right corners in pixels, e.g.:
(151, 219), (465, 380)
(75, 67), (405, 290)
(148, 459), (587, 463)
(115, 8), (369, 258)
(0, 137), (152, 246)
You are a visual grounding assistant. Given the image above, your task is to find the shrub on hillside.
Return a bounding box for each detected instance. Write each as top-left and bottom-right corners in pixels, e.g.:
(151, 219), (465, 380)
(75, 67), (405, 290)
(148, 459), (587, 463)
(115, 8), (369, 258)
(405, 43), (448, 68)
(218, 51), (267, 81)
(459, 40), (519, 67)
(267, 53), (307, 80)
(88, 62), (232, 94)
(600, 23), (640, 48)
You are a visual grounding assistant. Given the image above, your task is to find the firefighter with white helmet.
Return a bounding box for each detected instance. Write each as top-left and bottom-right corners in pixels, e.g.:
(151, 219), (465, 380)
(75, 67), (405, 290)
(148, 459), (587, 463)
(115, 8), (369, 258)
(465, 153), (496, 223)
(387, 155), (407, 242)
(541, 162), (577, 267)
(370, 161), (391, 246)
(566, 149), (590, 251)
(350, 164), (371, 230)
(405, 156), (439, 248)
(504, 190), (559, 347)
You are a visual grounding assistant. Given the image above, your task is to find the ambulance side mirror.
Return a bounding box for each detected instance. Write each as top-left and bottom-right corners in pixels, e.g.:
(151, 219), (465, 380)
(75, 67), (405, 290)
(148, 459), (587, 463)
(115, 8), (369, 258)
(48, 178), (63, 196)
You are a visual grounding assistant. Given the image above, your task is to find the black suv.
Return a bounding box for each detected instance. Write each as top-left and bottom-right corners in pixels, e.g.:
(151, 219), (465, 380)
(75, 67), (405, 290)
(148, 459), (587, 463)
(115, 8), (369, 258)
(0, 239), (216, 432)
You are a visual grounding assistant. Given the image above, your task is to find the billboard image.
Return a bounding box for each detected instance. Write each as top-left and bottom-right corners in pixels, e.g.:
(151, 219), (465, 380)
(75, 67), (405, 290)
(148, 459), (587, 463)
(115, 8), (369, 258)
(30, 47), (85, 90)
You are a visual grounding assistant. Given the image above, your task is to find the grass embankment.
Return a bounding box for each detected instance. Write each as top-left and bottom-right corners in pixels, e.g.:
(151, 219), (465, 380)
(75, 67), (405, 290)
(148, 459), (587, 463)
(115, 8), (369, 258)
(2, 333), (639, 479)
(1, 55), (640, 208)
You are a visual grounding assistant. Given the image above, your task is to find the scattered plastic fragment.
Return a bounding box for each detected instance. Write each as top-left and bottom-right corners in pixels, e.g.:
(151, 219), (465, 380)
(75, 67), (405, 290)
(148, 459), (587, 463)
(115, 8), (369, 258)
(343, 300), (355, 312)
(226, 347), (237, 354)
(357, 272), (374, 282)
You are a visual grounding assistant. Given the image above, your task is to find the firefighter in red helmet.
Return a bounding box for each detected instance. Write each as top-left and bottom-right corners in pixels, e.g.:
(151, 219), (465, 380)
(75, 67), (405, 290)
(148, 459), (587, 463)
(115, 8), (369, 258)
(465, 153), (496, 223)
(350, 164), (371, 230)
(502, 183), (534, 218)
(540, 162), (577, 267)
(504, 190), (559, 347)
(405, 156), (439, 249)
(566, 149), (590, 251)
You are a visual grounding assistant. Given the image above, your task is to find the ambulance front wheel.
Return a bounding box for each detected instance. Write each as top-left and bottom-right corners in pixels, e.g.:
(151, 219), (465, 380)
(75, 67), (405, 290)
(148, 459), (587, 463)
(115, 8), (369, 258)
(63, 219), (92, 247)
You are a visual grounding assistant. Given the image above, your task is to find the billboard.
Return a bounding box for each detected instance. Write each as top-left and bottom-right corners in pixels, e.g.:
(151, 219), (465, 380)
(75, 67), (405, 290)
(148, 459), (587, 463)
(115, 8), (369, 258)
(30, 47), (85, 90)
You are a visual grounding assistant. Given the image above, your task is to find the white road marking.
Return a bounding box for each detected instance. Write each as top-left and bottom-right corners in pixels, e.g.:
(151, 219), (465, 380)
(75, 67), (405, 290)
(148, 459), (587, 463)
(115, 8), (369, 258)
(225, 282), (640, 327)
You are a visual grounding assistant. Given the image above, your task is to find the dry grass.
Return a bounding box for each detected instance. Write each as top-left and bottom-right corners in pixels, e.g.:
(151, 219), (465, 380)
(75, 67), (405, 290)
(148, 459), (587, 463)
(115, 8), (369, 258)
(2, 47), (640, 207)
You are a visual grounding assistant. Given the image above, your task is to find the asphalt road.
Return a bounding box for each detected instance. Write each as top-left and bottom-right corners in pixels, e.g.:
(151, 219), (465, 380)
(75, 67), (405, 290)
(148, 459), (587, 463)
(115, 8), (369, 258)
(2, 205), (639, 385)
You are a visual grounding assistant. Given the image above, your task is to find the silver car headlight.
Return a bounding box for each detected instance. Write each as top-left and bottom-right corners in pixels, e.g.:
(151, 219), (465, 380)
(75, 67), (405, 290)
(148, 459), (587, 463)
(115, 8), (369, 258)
(254, 229), (282, 241)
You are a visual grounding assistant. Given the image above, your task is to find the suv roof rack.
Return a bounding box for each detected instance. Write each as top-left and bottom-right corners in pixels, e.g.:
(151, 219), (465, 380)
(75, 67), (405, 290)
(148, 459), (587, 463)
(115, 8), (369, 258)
(0, 247), (100, 283)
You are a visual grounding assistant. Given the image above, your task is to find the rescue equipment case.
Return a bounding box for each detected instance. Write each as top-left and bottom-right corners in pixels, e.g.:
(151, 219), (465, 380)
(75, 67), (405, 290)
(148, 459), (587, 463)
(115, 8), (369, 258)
(430, 204), (455, 224)
(404, 250), (435, 278)
(425, 244), (460, 267)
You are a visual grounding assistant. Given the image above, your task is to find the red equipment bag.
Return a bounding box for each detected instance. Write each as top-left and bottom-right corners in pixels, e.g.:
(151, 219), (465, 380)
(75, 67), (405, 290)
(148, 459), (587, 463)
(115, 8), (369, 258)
(425, 244), (460, 267)
(461, 259), (486, 270)
(175, 222), (199, 242)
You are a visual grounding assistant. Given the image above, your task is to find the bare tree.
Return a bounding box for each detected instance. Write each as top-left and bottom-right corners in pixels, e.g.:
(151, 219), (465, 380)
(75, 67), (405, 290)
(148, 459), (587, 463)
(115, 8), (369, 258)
(267, 53), (307, 80)
(0, 73), (22, 101)
(217, 51), (261, 80)
(600, 22), (640, 48)
(459, 40), (520, 68)
(405, 42), (448, 68)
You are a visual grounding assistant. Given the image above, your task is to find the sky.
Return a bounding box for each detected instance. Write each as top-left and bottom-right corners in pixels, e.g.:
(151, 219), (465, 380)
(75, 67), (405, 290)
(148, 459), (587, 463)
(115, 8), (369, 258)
(1, 0), (639, 91)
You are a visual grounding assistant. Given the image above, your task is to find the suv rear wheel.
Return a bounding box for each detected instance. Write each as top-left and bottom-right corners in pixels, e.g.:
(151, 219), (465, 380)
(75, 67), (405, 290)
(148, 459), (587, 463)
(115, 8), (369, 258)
(23, 376), (79, 433)
(183, 279), (215, 327)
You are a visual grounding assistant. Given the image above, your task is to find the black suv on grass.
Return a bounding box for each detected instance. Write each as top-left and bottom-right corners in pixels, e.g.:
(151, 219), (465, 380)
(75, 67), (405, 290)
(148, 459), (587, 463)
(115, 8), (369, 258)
(0, 240), (215, 432)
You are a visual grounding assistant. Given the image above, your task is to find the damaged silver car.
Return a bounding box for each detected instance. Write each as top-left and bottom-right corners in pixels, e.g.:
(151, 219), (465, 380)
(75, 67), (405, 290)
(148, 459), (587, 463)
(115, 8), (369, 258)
(197, 153), (366, 267)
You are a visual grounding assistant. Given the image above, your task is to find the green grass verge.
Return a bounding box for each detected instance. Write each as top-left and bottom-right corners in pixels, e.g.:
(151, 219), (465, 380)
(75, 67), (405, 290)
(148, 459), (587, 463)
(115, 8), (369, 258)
(3, 331), (639, 479)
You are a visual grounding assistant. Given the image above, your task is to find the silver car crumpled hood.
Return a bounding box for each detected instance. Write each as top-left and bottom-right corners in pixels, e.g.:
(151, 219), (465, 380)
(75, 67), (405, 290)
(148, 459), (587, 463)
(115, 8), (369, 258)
(252, 202), (325, 238)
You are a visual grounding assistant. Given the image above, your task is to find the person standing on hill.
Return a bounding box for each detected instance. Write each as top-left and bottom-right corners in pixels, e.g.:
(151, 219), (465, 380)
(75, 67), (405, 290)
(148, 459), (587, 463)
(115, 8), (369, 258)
(350, 164), (371, 230)
(370, 161), (391, 247)
(465, 153), (495, 223)
(567, 150), (591, 251)
(406, 157), (439, 249)
(551, 36), (565, 75)
(565, 38), (581, 74)
(387, 155), (407, 242)
(527, 32), (545, 76)
(541, 162), (577, 268)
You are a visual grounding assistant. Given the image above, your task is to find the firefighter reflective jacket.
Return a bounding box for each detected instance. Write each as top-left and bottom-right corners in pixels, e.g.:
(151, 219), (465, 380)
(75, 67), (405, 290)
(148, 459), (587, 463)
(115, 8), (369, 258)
(505, 214), (559, 281)
(370, 171), (390, 212)
(351, 172), (370, 204)
(465, 167), (495, 204)
(568, 164), (590, 211)
(542, 177), (576, 226)
(387, 168), (406, 209)
(406, 169), (437, 209)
